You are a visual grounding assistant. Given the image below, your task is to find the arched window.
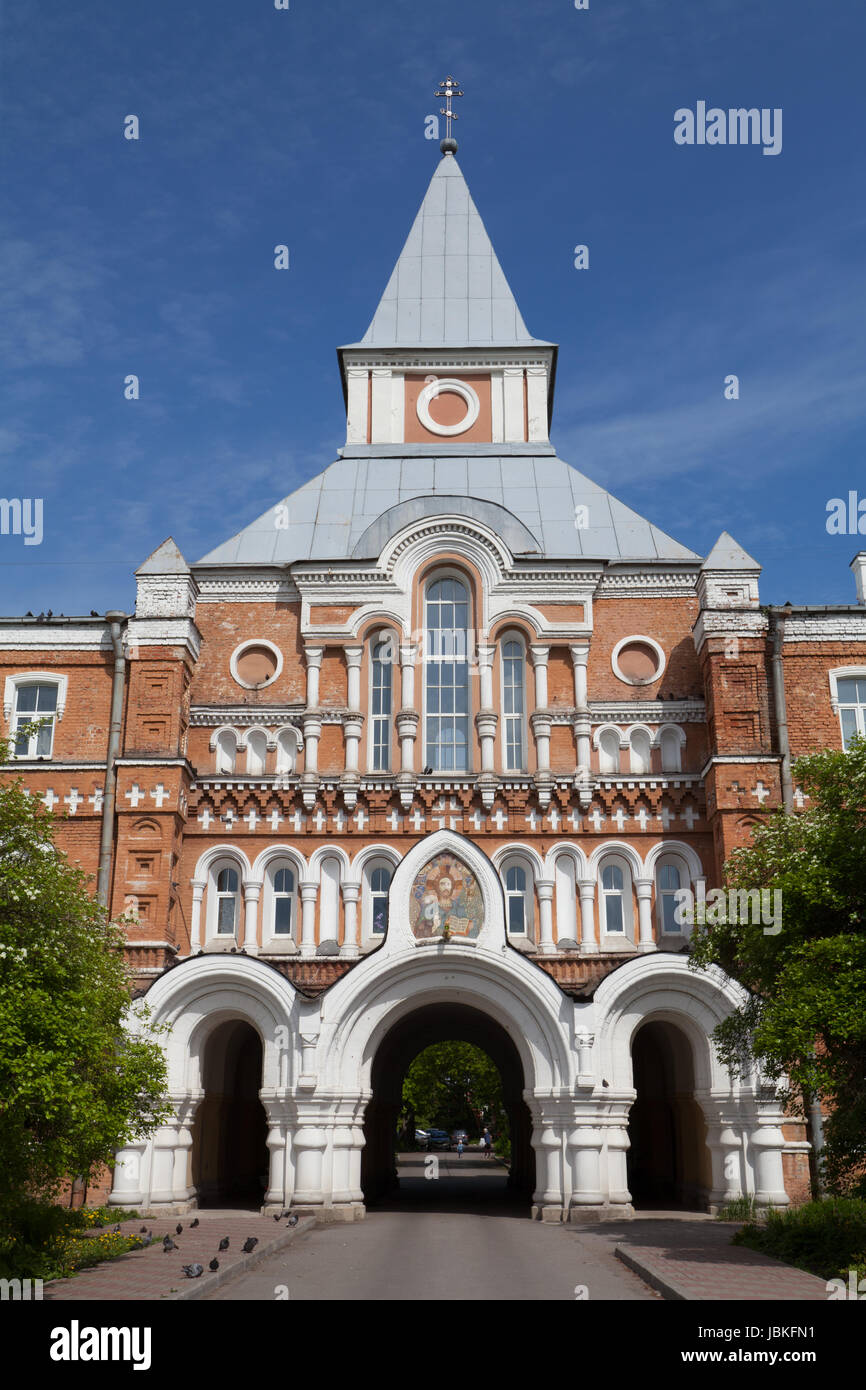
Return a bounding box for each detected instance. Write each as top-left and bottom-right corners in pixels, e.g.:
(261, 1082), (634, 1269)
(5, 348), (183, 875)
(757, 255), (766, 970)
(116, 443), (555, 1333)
(371, 866), (390, 935)
(601, 863), (625, 934)
(275, 728), (299, 774)
(12, 681), (60, 758)
(216, 866), (240, 935)
(555, 854), (578, 942)
(215, 729), (237, 774)
(598, 729), (620, 775)
(505, 864), (527, 934)
(425, 576), (470, 773)
(319, 855), (342, 942)
(272, 865), (296, 936)
(656, 859), (684, 934)
(370, 637), (393, 772)
(501, 637), (526, 771)
(629, 729), (651, 775)
(660, 727), (683, 772)
(245, 729), (268, 776)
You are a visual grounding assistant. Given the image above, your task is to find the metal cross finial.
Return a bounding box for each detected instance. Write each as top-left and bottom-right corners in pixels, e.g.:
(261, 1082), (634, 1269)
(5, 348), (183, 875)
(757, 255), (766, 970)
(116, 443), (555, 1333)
(435, 75), (463, 142)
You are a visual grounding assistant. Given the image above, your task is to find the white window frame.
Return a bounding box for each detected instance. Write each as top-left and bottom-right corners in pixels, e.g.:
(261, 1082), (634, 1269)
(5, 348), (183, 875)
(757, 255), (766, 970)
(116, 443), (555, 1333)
(263, 858), (298, 946)
(500, 632), (527, 773)
(829, 667), (866, 750)
(655, 854), (688, 937)
(423, 572), (473, 774)
(4, 673), (67, 760)
(500, 854), (534, 940)
(598, 854), (635, 945)
(368, 633), (395, 773)
(207, 859), (243, 940)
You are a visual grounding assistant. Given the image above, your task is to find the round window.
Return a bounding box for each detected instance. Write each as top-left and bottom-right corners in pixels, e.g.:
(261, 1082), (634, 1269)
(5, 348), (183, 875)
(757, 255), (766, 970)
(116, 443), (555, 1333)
(611, 637), (665, 687)
(231, 641), (282, 690)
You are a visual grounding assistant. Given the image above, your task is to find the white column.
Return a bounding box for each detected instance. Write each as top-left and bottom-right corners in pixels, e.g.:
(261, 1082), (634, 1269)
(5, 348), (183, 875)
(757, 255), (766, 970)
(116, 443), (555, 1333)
(577, 877), (598, 955)
(530, 644), (549, 709)
(341, 881), (360, 959)
(370, 367), (393, 443)
(536, 878), (556, 955)
(305, 646), (323, 709)
(476, 643), (497, 774)
(635, 878), (656, 952)
(345, 368), (369, 445)
(750, 1121), (790, 1208)
(345, 646), (363, 712)
(302, 716), (321, 774)
(243, 882), (260, 954)
(299, 881), (318, 958)
(503, 367), (525, 442)
(344, 717), (363, 774)
(189, 878), (206, 951)
(400, 641), (416, 707)
(526, 366), (549, 443)
(531, 714), (551, 774)
(398, 641), (419, 778)
(490, 370), (505, 443)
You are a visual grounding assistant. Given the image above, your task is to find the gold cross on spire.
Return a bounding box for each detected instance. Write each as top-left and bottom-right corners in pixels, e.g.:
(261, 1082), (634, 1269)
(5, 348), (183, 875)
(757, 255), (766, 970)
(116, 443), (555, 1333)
(435, 75), (463, 146)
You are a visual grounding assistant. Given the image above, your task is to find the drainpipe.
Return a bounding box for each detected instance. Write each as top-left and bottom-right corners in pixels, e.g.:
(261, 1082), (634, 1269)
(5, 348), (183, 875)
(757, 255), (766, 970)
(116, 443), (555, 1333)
(97, 612), (129, 908)
(768, 608), (794, 814)
(769, 606), (824, 1193)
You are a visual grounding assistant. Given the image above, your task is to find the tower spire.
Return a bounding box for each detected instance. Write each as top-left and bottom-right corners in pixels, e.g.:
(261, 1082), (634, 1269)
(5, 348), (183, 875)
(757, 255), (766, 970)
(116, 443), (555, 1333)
(434, 75), (463, 155)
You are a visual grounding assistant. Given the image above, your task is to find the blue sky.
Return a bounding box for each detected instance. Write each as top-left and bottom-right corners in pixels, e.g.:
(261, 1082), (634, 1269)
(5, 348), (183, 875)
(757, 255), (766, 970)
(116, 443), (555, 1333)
(1, 0), (864, 614)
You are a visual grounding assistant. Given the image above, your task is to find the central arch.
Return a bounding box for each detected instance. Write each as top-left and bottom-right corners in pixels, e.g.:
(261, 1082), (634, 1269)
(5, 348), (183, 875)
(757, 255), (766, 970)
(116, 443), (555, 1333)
(190, 1018), (269, 1206)
(627, 1019), (711, 1210)
(361, 1001), (535, 1208)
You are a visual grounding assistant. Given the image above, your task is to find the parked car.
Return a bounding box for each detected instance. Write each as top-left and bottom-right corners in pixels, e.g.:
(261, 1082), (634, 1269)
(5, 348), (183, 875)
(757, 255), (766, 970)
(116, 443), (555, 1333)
(425, 1128), (451, 1150)
(414, 1129), (429, 1147)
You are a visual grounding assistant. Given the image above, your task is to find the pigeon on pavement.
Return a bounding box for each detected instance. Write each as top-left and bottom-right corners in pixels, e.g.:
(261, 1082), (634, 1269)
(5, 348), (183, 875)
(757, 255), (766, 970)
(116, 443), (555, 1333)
(287, 1214), (299, 1227)
(175, 1224), (183, 1235)
(209, 1258), (219, 1272)
(218, 1237), (230, 1251)
(163, 1236), (179, 1253)
(190, 1218), (200, 1228)
(182, 1263), (203, 1279)
(241, 1237), (258, 1254)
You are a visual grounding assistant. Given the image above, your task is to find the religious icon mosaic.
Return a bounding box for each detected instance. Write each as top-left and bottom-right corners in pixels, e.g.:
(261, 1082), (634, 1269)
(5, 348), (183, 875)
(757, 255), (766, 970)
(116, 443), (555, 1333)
(409, 852), (483, 939)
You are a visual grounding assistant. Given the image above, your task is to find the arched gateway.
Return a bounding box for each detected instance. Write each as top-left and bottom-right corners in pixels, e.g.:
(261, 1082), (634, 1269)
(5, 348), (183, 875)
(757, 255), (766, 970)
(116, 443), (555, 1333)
(111, 832), (791, 1221)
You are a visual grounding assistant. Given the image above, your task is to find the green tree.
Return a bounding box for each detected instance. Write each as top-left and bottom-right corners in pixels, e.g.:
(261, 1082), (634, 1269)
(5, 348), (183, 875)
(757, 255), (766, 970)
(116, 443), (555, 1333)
(402, 1041), (506, 1139)
(0, 743), (170, 1217)
(688, 736), (866, 1195)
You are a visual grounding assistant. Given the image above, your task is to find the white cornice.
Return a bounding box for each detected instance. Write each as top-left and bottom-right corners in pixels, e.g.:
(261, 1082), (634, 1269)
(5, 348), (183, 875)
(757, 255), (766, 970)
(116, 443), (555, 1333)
(0, 626), (113, 651)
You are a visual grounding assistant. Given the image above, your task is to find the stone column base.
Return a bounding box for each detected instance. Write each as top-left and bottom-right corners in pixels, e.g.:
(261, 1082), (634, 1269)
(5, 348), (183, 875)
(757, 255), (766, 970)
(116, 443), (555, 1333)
(567, 1203), (635, 1223)
(288, 1202), (365, 1224)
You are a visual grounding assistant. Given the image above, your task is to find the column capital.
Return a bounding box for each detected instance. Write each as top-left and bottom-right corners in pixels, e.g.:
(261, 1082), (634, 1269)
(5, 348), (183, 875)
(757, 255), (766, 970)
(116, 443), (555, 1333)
(569, 643), (590, 666)
(530, 644), (550, 667)
(299, 881), (319, 902)
(344, 645), (363, 668)
(340, 881), (361, 904)
(304, 646), (324, 668)
(535, 878), (555, 901)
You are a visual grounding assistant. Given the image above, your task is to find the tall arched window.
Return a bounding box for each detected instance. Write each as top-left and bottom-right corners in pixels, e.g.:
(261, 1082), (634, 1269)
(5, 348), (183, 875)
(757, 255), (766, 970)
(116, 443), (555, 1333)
(272, 865), (296, 936)
(660, 727), (683, 772)
(370, 637), (393, 772)
(505, 864), (527, 934)
(215, 729), (237, 774)
(629, 729), (651, 774)
(425, 576), (470, 772)
(216, 867), (240, 935)
(601, 863), (625, 934)
(245, 729), (268, 776)
(371, 866), (391, 935)
(656, 859), (683, 934)
(501, 637), (526, 771)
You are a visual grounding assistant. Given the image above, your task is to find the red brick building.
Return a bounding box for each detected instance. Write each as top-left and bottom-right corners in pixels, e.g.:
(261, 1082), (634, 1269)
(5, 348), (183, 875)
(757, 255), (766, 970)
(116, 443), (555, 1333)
(3, 144), (864, 1220)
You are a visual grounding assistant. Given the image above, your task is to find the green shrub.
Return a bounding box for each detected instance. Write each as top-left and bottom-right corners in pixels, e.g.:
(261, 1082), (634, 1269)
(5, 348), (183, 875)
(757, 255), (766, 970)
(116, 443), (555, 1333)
(0, 1202), (143, 1281)
(732, 1197), (866, 1282)
(716, 1195), (760, 1222)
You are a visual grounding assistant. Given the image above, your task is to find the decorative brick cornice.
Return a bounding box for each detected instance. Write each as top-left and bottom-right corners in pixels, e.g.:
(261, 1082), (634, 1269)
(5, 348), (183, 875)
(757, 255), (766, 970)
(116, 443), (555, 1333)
(589, 700), (706, 723)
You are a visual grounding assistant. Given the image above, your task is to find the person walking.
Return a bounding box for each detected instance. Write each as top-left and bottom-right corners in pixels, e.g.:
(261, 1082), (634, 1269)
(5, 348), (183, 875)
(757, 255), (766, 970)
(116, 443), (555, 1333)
(482, 1127), (493, 1157)
(456, 1138), (464, 1158)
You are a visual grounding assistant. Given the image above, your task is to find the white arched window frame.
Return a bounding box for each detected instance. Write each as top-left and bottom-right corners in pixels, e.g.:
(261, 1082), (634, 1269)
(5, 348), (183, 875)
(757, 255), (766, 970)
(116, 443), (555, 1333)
(424, 574), (472, 773)
(829, 668), (866, 750)
(244, 728), (269, 776)
(500, 855), (534, 939)
(318, 854), (342, 945)
(500, 633), (527, 772)
(275, 726), (302, 774)
(369, 632), (396, 773)
(595, 725), (622, 775)
(4, 673), (68, 760)
(207, 859), (243, 939)
(655, 854), (689, 936)
(262, 858), (298, 943)
(598, 854), (635, 943)
(628, 727), (652, 775)
(212, 727), (238, 775)
(659, 724), (685, 772)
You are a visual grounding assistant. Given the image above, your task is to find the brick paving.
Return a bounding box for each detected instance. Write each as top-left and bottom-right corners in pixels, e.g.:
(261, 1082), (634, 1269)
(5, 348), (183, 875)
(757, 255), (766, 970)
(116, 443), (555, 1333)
(43, 1210), (312, 1302)
(609, 1218), (830, 1301)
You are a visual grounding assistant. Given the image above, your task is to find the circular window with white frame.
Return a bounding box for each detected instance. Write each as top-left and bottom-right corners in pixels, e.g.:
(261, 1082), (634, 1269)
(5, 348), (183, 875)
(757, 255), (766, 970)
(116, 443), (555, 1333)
(230, 640), (283, 691)
(611, 635), (666, 687)
(416, 378), (480, 437)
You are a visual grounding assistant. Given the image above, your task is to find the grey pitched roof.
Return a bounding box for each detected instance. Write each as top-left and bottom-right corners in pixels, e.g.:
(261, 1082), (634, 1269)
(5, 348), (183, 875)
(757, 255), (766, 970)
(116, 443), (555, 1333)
(339, 154), (553, 350)
(136, 537), (190, 575)
(702, 531), (761, 571)
(195, 451), (701, 567)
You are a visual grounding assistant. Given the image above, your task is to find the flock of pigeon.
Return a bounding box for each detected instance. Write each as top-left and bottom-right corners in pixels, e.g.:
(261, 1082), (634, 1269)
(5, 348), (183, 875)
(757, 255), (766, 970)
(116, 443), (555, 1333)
(134, 1214), (300, 1279)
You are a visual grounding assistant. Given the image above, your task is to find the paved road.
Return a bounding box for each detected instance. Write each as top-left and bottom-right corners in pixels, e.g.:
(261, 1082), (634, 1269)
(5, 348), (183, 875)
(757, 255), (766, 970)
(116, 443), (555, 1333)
(205, 1153), (659, 1301)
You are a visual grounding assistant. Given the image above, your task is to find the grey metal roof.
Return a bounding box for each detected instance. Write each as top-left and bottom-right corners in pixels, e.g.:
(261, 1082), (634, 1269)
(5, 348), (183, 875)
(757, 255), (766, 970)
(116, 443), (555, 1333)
(702, 531), (761, 571)
(339, 154), (553, 350)
(195, 452), (701, 567)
